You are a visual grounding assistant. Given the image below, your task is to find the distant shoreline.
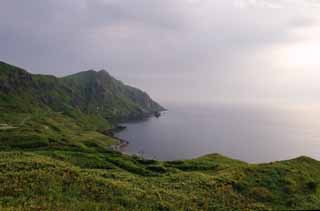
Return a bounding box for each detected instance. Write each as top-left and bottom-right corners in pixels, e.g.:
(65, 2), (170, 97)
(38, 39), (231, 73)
(100, 125), (130, 151)
(110, 110), (165, 155)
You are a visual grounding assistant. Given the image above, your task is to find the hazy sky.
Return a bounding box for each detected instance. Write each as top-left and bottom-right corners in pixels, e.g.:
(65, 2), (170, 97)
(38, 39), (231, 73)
(1, 0), (320, 105)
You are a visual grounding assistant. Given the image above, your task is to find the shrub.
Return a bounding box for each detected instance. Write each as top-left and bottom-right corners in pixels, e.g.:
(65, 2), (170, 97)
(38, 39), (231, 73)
(146, 165), (167, 173)
(306, 181), (318, 193)
(249, 187), (273, 202)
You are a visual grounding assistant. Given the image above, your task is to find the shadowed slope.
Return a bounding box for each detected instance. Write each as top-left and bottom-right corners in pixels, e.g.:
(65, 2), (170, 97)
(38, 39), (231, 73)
(0, 61), (164, 121)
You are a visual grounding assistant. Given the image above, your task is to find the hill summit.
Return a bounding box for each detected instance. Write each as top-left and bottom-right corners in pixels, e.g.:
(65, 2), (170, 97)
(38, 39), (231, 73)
(1, 61), (320, 210)
(0, 61), (164, 122)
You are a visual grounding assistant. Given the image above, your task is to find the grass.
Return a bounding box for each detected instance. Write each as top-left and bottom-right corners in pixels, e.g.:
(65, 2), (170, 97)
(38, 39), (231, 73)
(1, 113), (320, 210)
(0, 111), (116, 152)
(1, 61), (320, 210)
(0, 124), (17, 130)
(0, 145), (320, 210)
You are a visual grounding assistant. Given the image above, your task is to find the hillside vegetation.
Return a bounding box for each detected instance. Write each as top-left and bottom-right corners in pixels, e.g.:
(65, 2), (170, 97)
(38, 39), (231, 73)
(1, 62), (320, 210)
(0, 61), (164, 122)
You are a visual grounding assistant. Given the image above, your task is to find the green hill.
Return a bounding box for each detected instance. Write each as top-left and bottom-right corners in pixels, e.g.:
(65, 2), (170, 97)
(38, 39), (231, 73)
(1, 61), (320, 210)
(1, 151), (320, 210)
(0, 61), (163, 163)
(62, 69), (164, 122)
(0, 61), (164, 121)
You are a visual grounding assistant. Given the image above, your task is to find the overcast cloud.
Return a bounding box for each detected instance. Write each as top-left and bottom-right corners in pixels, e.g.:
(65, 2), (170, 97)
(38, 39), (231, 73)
(1, 0), (320, 105)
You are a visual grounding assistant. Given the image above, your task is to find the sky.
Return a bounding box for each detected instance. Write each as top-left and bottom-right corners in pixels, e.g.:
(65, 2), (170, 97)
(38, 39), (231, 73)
(1, 0), (320, 105)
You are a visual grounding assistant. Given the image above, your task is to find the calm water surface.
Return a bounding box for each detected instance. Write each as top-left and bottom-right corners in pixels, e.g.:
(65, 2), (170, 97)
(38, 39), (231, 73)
(116, 103), (320, 163)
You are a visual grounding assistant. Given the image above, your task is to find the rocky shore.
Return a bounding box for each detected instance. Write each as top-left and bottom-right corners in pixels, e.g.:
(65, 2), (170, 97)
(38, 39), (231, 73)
(101, 125), (129, 151)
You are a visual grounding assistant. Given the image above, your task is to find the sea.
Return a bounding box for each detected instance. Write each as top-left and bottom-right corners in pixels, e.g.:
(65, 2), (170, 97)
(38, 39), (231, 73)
(115, 103), (320, 163)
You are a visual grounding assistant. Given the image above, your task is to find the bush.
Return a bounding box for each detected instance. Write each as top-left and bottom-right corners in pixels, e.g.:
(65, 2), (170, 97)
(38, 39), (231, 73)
(146, 165), (167, 173)
(249, 187), (273, 202)
(306, 181), (318, 193)
(0, 135), (49, 149)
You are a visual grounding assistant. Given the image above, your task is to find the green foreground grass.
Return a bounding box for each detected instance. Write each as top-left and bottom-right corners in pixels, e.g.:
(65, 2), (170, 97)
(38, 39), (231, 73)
(1, 112), (320, 210)
(1, 151), (320, 211)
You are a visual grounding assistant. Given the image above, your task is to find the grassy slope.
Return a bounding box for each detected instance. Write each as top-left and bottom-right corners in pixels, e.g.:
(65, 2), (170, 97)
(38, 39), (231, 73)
(0, 112), (319, 211)
(62, 70), (164, 122)
(1, 119), (320, 211)
(0, 61), (164, 122)
(0, 110), (115, 152)
(1, 149), (320, 211)
(1, 62), (320, 210)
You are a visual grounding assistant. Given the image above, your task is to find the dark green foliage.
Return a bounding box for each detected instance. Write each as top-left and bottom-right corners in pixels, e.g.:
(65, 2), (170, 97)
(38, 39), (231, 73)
(305, 180), (318, 193)
(0, 62), (164, 122)
(2, 150), (320, 210)
(1, 61), (320, 210)
(146, 165), (167, 173)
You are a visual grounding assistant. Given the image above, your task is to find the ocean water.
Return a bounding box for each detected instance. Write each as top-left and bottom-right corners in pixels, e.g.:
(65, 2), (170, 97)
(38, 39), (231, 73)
(115, 103), (320, 163)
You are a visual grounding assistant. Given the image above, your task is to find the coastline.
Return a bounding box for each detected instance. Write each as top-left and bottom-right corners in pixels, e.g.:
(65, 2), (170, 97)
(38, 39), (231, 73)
(110, 109), (167, 154)
(111, 136), (129, 151)
(106, 110), (165, 155)
(100, 125), (130, 151)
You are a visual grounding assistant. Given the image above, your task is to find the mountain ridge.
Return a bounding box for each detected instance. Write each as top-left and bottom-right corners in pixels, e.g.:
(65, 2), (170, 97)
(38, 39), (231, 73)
(0, 61), (164, 122)
(1, 61), (320, 210)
